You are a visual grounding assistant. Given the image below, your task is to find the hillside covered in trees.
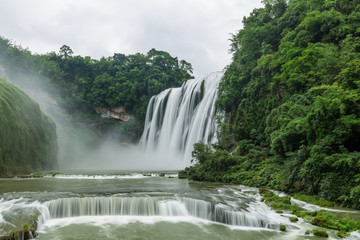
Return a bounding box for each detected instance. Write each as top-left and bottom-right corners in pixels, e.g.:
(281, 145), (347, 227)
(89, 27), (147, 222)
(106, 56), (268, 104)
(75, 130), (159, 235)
(0, 78), (57, 176)
(0, 39), (193, 141)
(185, 0), (360, 209)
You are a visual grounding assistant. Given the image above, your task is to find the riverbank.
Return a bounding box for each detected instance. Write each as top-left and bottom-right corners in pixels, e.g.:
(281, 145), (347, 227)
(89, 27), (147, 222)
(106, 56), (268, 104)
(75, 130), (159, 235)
(179, 165), (360, 238)
(259, 189), (360, 238)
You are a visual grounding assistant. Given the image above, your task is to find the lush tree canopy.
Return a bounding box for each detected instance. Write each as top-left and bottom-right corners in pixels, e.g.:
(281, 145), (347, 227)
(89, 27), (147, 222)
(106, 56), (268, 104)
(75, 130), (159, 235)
(0, 39), (193, 120)
(187, 0), (360, 209)
(0, 38), (193, 141)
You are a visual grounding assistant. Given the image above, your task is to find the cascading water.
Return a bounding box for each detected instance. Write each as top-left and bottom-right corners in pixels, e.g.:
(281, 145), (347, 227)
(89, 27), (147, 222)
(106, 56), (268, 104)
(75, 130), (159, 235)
(36, 196), (284, 230)
(139, 72), (223, 163)
(4, 173), (349, 239)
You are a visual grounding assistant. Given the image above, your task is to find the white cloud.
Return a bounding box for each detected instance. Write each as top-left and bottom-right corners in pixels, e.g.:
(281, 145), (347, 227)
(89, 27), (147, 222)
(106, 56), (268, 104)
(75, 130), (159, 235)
(0, 0), (263, 76)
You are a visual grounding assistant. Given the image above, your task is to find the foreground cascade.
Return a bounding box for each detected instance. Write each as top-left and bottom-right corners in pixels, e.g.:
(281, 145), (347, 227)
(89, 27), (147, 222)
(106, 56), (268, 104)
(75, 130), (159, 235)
(139, 72), (223, 163)
(36, 196), (283, 230)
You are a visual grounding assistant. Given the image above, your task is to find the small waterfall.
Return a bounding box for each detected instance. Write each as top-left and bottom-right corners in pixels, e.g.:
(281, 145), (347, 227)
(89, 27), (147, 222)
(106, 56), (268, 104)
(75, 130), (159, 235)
(183, 198), (212, 220)
(215, 206), (264, 227)
(37, 196), (282, 230)
(45, 196), (168, 218)
(158, 200), (188, 216)
(139, 72), (223, 163)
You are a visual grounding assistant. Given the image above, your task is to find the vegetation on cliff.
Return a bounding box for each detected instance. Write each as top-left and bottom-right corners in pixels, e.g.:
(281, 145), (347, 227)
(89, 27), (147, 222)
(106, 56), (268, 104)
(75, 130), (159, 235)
(0, 38), (193, 141)
(0, 78), (57, 176)
(0, 39), (193, 120)
(182, 0), (360, 210)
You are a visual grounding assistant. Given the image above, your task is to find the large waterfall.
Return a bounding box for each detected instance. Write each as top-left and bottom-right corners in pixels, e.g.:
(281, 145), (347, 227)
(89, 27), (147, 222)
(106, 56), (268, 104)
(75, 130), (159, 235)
(139, 72), (223, 163)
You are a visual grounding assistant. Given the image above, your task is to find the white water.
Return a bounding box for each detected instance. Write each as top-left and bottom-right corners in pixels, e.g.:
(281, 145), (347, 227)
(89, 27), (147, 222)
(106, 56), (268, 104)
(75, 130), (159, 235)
(0, 195), (289, 233)
(139, 72), (223, 164)
(46, 173), (149, 180)
(349, 231), (360, 240)
(4, 173), (358, 239)
(42, 172), (178, 179)
(36, 196), (284, 230)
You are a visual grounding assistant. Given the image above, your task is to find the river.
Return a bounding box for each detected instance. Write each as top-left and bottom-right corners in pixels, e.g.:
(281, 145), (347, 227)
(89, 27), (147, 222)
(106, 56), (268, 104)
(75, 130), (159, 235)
(2, 170), (356, 240)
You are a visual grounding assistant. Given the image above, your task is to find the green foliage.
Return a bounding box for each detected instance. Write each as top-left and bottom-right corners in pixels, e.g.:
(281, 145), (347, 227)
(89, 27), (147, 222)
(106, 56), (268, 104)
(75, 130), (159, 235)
(213, 0), (360, 208)
(0, 37), (193, 142)
(293, 209), (360, 234)
(188, 142), (239, 182)
(336, 230), (349, 238)
(0, 78), (57, 176)
(0, 39), (193, 122)
(349, 185), (360, 209)
(293, 194), (334, 207)
(259, 189), (303, 212)
(59, 45), (73, 58)
(191, 142), (213, 164)
(280, 225), (286, 231)
(23, 224), (29, 232)
(310, 210), (360, 232)
(178, 167), (190, 179)
(312, 229), (329, 238)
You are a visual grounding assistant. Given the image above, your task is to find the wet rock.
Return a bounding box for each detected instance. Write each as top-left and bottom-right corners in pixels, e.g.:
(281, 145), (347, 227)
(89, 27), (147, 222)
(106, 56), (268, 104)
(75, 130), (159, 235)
(280, 225), (286, 231)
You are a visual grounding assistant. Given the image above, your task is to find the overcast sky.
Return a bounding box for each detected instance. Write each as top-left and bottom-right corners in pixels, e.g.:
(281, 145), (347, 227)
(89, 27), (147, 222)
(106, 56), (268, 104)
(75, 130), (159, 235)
(0, 0), (263, 77)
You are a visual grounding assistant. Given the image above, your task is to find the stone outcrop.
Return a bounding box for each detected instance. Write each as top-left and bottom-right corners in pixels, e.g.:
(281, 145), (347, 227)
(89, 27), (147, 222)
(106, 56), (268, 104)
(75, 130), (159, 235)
(95, 106), (134, 121)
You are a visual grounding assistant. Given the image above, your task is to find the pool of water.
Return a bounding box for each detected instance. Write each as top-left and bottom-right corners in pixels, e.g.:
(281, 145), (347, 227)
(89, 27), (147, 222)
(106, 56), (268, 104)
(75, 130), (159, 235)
(0, 170), (350, 239)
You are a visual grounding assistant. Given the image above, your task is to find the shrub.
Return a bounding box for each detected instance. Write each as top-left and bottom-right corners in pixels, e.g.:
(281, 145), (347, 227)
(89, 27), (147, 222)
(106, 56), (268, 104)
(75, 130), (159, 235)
(312, 229), (328, 238)
(336, 230), (349, 238)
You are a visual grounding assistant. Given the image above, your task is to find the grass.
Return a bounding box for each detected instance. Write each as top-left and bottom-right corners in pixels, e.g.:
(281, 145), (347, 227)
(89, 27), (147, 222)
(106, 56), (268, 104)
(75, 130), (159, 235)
(292, 193), (335, 208)
(310, 210), (360, 232)
(259, 189), (303, 212)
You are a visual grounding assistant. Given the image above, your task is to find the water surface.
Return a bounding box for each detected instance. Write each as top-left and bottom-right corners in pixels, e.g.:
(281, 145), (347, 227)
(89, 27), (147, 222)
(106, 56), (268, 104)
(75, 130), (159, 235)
(0, 170), (347, 239)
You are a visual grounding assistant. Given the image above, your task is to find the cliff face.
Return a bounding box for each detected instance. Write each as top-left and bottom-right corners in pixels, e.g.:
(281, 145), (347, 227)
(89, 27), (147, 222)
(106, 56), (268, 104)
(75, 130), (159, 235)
(95, 106), (134, 122)
(0, 78), (58, 176)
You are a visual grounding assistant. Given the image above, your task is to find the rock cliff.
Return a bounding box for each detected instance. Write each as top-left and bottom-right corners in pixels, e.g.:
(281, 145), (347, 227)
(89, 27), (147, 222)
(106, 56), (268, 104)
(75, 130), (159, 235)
(95, 106), (134, 121)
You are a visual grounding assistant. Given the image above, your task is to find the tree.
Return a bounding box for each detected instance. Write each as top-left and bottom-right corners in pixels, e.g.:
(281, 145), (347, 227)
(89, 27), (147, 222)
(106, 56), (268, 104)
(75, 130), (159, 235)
(59, 45), (73, 58)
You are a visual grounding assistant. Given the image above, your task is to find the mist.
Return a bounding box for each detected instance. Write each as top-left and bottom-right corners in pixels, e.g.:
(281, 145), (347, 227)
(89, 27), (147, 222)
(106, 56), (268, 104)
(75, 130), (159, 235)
(0, 60), (186, 171)
(60, 138), (186, 171)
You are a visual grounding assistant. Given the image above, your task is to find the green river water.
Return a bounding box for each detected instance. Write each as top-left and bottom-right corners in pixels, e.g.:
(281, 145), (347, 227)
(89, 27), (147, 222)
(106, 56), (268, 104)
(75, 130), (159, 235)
(0, 170), (357, 240)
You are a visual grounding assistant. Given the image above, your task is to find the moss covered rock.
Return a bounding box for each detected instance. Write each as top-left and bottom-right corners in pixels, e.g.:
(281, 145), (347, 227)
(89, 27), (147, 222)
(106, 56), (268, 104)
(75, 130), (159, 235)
(312, 229), (328, 238)
(0, 78), (57, 176)
(280, 225), (286, 231)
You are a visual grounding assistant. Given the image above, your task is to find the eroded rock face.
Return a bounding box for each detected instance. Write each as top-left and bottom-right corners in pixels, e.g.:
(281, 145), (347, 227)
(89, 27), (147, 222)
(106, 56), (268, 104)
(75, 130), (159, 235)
(95, 106), (134, 121)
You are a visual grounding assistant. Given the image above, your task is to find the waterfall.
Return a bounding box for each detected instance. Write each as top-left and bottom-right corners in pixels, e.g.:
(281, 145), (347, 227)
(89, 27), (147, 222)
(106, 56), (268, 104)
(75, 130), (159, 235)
(139, 72), (223, 163)
(37, 196), (283, 230)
